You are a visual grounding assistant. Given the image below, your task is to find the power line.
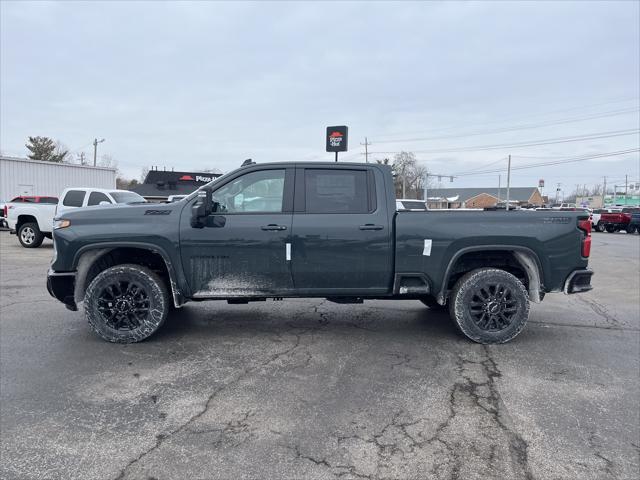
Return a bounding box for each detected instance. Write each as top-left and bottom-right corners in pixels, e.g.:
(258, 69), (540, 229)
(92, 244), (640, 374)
(370, 96), (639, 139)
(367, 129), (639, 155)
(451, 156), (508, 175)
(453, 148), (639, 177)
(372, 107), (639, 145)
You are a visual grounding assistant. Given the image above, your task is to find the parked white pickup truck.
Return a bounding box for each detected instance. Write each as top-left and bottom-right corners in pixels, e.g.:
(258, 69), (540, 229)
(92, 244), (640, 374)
(6, 188), (145, 248)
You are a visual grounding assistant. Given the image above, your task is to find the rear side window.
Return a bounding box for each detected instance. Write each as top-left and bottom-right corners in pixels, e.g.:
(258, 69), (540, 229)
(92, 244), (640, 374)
(62, 190), (85, 207)
(88, 192), (111, 206)
(304, 169), (373, 213)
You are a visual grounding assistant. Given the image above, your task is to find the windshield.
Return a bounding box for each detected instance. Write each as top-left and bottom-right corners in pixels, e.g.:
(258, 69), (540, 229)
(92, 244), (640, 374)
(109, 191), (146, 203)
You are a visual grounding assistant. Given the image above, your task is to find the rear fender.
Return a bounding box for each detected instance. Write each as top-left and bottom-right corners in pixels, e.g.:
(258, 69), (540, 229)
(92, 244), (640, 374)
(438, 245), (544, 304)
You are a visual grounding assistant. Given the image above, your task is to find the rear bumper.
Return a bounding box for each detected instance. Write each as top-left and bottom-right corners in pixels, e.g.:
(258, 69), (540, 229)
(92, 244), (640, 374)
(47, 270), (77, 311)
(563, 269), (594, 294)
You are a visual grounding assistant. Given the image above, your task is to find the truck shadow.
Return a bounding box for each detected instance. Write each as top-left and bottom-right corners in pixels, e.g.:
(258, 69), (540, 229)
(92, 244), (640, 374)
(154, 301), (460, 343)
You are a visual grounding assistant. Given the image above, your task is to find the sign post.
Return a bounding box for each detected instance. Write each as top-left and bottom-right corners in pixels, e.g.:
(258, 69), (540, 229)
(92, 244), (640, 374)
(326, 126), (348, 161)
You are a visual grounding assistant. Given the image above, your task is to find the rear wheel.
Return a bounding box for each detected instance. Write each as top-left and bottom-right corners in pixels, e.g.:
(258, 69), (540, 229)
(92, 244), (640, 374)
(18, 222), (44, 248)
(84, 264), (169, 343)
(449, 268), (530, 344)
(606, 225), (617, 233)
(625, 225), (636, 234)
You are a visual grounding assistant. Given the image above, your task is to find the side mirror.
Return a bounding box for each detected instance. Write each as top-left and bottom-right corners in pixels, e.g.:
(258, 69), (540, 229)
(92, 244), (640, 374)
(190, 189), (212, 228)
(99, 201), (111, 206)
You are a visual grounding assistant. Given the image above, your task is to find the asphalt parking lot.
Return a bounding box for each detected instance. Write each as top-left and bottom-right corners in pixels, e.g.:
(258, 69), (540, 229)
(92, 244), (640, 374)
(1, 230), (638, 480)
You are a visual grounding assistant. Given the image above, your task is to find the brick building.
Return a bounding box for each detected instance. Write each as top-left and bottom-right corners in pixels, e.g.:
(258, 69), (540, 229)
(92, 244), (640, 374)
(427, 187), (544, 209)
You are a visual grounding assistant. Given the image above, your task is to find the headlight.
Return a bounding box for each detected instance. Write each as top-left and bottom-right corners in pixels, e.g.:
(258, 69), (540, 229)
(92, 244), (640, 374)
(53, 219), (71, 229)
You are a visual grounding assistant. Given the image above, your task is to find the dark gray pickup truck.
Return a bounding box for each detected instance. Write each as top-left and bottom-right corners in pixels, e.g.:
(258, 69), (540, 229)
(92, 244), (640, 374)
(47, 161), (593, 344)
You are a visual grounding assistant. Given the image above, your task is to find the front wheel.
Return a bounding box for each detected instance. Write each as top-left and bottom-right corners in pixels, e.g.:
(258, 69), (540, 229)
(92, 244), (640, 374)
(449, 268), (530, 344)
(18, 222), (44, 248)
(606, 225), (617, 233)
(596, 222), (606, 233)
(84, 264), (169, 343)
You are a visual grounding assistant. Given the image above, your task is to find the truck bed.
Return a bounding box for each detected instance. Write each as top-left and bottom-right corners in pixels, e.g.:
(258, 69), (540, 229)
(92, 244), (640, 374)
(394, 209), (589, 297)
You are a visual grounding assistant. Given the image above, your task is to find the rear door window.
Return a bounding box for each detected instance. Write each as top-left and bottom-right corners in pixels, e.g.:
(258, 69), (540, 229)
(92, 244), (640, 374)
(88, 192), (111, 206)
(62, 190), (85, 207)
(304, 169), (373, 213)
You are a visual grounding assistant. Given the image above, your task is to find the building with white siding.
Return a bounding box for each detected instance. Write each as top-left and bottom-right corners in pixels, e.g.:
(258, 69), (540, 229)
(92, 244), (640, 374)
(0, 155), (116, 200)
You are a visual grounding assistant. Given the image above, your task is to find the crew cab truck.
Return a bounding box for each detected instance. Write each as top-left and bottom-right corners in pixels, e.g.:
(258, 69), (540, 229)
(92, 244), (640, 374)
(7, 188), (144, 248)
(596, 209), (635, 233)
(47, 162), (593, 344)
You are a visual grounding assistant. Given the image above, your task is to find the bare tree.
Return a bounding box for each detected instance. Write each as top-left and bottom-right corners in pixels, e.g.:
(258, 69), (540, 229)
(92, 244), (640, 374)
(140, 167), (149, 183)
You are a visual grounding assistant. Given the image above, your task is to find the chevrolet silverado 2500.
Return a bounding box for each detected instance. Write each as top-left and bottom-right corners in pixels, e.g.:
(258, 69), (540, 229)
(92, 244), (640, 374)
(47, 162), (593, 344)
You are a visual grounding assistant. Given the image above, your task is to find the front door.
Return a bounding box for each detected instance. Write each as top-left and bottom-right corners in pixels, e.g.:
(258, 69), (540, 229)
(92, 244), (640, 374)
(180, 167), (294, 298)
(290, 167), (392, 295)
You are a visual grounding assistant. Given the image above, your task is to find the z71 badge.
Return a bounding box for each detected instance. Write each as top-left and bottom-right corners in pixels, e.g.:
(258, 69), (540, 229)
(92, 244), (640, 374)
(542, 217), (570, 224)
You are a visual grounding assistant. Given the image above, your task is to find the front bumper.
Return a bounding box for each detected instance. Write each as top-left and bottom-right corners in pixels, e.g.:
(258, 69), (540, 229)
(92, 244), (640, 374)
(563, 269), (594, 294)
(47, 270), (77, 311)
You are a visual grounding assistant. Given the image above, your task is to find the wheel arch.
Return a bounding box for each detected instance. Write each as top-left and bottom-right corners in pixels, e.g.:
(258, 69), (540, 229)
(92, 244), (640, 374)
(16, 214), (38, 230)
(438, 246), (544, 305)
(72, 242), (185, 308)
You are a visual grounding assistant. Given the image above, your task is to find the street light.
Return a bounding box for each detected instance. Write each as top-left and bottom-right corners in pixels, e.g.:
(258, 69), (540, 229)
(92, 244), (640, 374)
(93, 138), (105, 166)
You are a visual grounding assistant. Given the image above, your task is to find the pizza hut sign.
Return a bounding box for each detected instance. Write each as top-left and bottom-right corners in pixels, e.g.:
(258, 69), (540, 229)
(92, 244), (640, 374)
(179, 174), (215, 183)
(326, 125), (349, 152)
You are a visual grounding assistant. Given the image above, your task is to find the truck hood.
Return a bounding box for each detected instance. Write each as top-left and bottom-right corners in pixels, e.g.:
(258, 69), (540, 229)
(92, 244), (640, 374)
(55, 201), (184, 223)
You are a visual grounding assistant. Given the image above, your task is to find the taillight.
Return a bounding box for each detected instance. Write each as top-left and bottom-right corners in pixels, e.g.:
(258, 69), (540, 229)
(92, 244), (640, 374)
(578, 218), (591, 257)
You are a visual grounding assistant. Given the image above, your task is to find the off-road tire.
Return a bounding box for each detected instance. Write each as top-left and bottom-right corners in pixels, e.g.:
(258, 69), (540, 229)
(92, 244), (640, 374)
(625, 225), (636, 234)
(18, 222), (44, 248)
(448, 268), (530, 344)
(420, 296), (446, 310)
(606, 225), (617, 233)
(84, 264), (169, 343)
(596, 222), (606, 233)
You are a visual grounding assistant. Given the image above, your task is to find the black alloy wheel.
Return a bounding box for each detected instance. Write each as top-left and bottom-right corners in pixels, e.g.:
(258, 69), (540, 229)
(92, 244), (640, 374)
(84, 264), (169, 343)
(96, 280), (150, 331)
(467, 283), (519, 331)
(449, 268), (530, 344)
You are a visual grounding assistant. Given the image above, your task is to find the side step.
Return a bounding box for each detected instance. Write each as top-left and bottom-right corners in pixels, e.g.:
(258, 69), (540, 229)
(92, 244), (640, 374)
(326, 297), (364, 304)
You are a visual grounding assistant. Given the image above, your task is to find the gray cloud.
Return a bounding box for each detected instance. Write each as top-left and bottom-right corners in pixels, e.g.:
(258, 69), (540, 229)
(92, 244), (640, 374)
(1, 0), (638, 191)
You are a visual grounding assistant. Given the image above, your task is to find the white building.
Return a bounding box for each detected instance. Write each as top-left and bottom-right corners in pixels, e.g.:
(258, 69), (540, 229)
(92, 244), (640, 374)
(0, 155), (116, 200)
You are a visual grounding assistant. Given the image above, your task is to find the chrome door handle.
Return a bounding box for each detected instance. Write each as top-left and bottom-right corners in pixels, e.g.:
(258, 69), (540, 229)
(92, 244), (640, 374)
(261, 224), (287, 231)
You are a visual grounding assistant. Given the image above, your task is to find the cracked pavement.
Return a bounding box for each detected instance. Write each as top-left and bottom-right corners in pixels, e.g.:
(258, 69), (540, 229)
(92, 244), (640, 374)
(1, 231), (639, 479)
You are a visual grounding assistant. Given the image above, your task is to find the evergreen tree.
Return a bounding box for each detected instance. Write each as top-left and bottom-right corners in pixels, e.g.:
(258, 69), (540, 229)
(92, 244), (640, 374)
(25, 136), (68, 162)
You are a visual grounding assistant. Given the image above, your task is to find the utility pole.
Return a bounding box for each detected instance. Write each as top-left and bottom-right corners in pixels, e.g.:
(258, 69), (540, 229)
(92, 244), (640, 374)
(625, 174), (628, 204)
(603, 176), (607, 206)
(555, 183), (561, 204)
(93, 138), (105, 166)
(498, 174), (501, 201)
(424, 172), (428, 207)
(505, 155), (511, 211)
(360, 137), (372, 163)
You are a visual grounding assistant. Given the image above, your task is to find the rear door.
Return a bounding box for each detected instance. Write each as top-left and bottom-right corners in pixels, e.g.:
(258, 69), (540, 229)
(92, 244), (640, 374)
(58, 190), (86, 214)
(179, 166), (295, 297)
(290, 166), (392, 294)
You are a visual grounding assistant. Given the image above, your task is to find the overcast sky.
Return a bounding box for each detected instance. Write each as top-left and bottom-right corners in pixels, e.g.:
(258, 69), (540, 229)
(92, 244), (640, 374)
(1, 1), (639, 195)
